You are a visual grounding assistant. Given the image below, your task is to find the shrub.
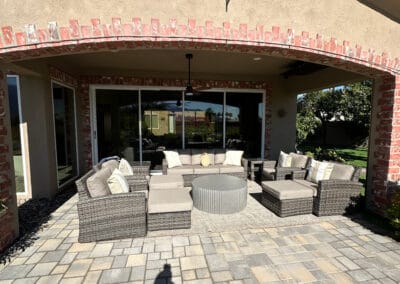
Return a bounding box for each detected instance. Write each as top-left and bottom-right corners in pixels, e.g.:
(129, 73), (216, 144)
(314, 148), (346, 163)
(387, 189), (400, 236)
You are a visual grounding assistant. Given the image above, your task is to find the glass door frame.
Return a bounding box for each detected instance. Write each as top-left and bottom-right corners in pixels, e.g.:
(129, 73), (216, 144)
(51, 80), (80, 188)
(7, 75), (31, 195)
(89, 84), (266, 164)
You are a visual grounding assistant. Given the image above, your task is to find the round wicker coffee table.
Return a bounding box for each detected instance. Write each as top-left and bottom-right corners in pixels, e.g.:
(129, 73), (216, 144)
(191, 174), (247, 214)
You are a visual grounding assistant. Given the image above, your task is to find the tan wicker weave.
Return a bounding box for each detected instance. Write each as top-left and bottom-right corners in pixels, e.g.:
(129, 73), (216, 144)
(261, 191), (313, 217)
(147, 211), (191, 231)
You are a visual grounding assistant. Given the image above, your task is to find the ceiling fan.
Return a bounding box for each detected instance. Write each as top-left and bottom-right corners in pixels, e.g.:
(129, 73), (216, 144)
(184, 53), (211, 96)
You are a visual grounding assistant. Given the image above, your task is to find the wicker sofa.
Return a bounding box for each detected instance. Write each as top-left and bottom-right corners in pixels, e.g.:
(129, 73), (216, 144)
(75, 168), (147, 242)
(293, 161), (362, 216)
(162, 148), (248, 186)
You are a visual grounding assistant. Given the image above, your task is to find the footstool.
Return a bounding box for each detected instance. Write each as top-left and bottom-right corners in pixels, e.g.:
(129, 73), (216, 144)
(149, 174), (184, 191)
(147, 189), (193, 231)
(261, 180), (314, 217)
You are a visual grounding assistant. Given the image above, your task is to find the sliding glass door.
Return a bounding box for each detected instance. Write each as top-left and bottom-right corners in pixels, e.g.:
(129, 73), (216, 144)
(92, 87), (265, 165)
(52, 82), (78, 186)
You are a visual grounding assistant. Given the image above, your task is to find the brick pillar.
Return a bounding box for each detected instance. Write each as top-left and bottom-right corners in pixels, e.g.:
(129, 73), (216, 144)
(76, 81), (92, 172)
(368, 75), (400, 214)
(264, 86), (272, 159)
(0, 70), (19, 252)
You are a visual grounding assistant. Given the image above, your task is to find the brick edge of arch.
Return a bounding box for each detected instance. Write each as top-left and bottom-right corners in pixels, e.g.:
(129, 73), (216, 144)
(0, 18), (398, 77)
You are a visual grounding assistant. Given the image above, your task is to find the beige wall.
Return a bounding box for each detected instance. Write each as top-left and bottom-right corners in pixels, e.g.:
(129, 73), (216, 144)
(269, 77), (298, 159)
(19, 73), (59, 199)
(1, 0), (399, 59)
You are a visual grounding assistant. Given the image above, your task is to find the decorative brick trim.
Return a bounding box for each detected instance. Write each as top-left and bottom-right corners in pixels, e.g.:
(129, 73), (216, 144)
(0, 70), (18, 252)
(77, 75), (272, 170)
(0, 18), (398, 76)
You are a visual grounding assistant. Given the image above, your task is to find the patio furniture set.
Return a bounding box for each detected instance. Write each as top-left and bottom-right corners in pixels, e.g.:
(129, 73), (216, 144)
(260, 151), (363, 217)
(75, 149), (362, 242)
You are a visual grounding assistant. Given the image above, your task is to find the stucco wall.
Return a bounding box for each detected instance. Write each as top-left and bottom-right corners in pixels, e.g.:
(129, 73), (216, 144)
(1, 0), (399, 59)
(269, 78), (298, 159)
(19, 74), (58, 199)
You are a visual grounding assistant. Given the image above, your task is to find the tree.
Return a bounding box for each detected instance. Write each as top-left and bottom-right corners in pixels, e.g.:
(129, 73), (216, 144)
(296, 80), (372, 146)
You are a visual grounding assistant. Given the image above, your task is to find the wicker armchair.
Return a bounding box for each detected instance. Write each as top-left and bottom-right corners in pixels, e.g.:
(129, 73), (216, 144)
(76, 169), (147, 242)
(292, 166), (363, 216)
(262, 153), (310, 181)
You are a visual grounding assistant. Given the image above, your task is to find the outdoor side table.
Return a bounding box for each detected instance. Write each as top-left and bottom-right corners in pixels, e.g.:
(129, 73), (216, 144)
(247, 158), (264, 181)
(192, 174), (247, 214)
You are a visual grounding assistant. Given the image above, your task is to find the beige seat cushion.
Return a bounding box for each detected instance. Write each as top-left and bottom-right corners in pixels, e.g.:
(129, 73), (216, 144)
(178, 149), (192, 165)
(289, 153), (309, 168)
(167, 166), (194, 175)
(148, 189), (193, 213)
(262, 167), (275, 180)
(293, 179), (318, 196)
(329, 163), (355, 180)
(214, 149), (226, 164)
(150, 174), (184, 190)
(101, 159), (119, 171)
(219, 165), (244, 173)
(193, 165), (220, 174)
(262, 180), (314, 200)
(86, 168), (112, 197)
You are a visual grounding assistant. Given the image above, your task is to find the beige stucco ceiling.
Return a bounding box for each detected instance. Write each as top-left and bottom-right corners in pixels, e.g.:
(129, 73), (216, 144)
(17, 49), (310, 81)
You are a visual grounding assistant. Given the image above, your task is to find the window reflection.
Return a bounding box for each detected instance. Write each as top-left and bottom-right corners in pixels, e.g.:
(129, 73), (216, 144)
(184, 92), (223, 148)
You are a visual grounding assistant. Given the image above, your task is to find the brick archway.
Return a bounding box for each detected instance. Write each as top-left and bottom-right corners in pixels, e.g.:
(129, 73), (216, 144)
(1, 18), (400, 251)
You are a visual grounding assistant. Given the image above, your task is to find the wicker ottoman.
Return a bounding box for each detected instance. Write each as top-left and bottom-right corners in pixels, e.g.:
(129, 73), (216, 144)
(149, 174), (184, 191)
(147, 189), (193, 231)
(261, 180), (314, 217)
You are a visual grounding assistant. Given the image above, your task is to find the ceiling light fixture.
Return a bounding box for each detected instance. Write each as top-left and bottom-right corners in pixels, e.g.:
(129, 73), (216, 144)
(253, 57), (262, 61)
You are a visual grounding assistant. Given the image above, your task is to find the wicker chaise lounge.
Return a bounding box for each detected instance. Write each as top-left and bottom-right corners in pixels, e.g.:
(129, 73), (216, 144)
(76, 169), (147, 242)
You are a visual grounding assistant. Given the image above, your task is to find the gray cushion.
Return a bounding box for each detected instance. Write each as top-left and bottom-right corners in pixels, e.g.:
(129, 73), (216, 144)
(168, 166), (194, 175)
(329, 163), (355, 180)
(262, 167), (275, 180)
(214, 149), (226, 164)
(101, 159), (119, 171)
(193, 165), (220, 174)
(219, 165), (244, 174)
(289, 153), (309, 168)
(178, 149), (192, 165)
(150, 174), (184, 190)
(293, 179), (318, 196)
(262, 180), (314, 200)
(148, 189), (193, 213)
(86, 168), (112, 197)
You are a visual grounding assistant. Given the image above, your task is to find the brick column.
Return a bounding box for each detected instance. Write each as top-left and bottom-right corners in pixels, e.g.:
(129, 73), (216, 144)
(0, 70), (19, 252)
(368, 75), (400, 214)
(76, 82), (92, 172)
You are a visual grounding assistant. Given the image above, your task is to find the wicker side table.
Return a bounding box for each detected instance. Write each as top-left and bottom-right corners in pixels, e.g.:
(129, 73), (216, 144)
(192, 174), (247, 214)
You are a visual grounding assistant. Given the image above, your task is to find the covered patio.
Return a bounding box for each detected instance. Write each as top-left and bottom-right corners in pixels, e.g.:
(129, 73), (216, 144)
(1, 181), (400, 283)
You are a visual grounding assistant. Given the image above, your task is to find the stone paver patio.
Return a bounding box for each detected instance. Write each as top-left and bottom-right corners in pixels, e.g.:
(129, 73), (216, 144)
(1, 181), (400, 283)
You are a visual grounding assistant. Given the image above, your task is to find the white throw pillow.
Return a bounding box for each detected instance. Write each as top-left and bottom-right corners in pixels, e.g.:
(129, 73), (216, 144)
(163, 151), (182, 168)
(307, 159), (334, 183)
(223, 150), (244, 166)
(107, 169), (130, 194)
(119, 158), (133, 176)
(277, 151), (292, 167)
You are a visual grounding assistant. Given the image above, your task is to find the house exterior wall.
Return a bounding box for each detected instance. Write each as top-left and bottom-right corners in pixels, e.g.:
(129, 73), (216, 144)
(19, 74), (58, 199)
(1, 0), (399, 59)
